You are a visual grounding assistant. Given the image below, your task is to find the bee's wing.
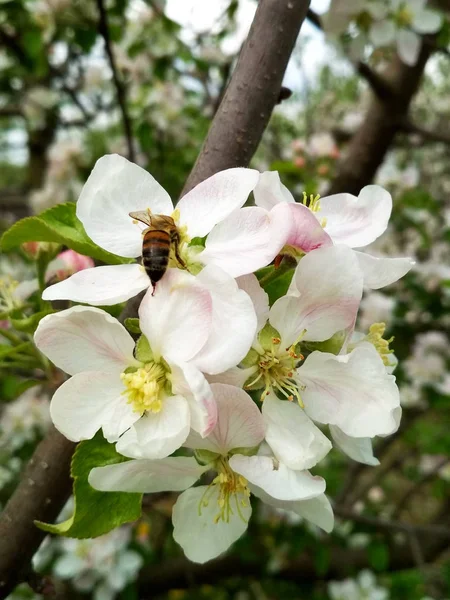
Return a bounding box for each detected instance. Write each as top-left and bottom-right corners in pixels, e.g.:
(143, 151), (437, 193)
(129, 211), (151, 226)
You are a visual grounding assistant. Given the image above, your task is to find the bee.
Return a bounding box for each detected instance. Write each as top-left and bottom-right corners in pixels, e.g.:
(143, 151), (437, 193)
(129, 210), (185, 292)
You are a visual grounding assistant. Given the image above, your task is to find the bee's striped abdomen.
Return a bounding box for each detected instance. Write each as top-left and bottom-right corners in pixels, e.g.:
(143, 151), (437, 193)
(142, 229), (171, 286)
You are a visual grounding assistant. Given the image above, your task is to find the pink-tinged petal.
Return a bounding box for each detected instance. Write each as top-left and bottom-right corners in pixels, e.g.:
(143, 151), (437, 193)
(76, 154), (173, 258)
(329, 425), (379, 466)
(34, 306), (137, 375)
(269, 245), (362, 345)
(89, 456), (207, 493)
(177, 168), (259, 237)
(253, 170), (295, 210)
(262, 395), (331, 471)
(50, 371), (128, 442)
(115, 395), (190, 459)
(199, 204), (291, 277)
(297, 346), (400, 438)
(172, 486), (251, 563)
(355, 251), (414, 289)
(42, 264), (149, 306)
(286, 203), (333, 252)
(184, 383), (265, 455)
(236, 274), (269, 334)
(171, 362), (217, 437)
(318, 185), (392, 248)
(252, 488), (334, 532)
(138, 269), (212, 364)
(230, 455), (326, 501)
(190, 266), (257, 374)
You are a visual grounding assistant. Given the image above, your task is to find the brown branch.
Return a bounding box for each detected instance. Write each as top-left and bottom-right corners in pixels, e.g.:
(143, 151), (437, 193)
(0, 2), (312, 596)
(95, 0), (135, 162)
(181, 0), (311, 194)
(328, 44), (432, 195)
(0, 427), (75, 599)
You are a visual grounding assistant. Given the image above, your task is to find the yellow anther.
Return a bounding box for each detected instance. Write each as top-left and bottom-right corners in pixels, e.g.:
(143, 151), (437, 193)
(302, 192), (321, 213)
(365, 322), (395, 366)
(396, 6), (413, 27)
(272, 337), (281, 345)
(121, 362), (168, 414)
(199, 457), (251, 525)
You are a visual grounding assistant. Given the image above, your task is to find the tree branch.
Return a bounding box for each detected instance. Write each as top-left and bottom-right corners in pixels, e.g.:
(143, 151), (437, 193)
(0, 2), (312, 596)
(182, 0), (311, 194)
(400, 118), (450, 145)
(95, 0), (135, 162)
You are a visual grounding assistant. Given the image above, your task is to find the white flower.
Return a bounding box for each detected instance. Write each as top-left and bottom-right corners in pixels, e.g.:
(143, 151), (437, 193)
(90, 383), (333, 564)
(0, 390), (51, 450)
(34, 268), (257, 458)
(369, 0), (442, 67)
(328, 569), (389, 600)
(359, 292), (396, 332)
(42, 155), (288, 306)
(216, 249), (400, 457)
(254, 171), (414, 290)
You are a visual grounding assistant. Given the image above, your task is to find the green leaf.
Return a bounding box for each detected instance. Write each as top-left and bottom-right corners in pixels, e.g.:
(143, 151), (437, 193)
(135, 335), (153, 362)
(11, 309), (56, 334)
(368, 541), (390, 571)
(0, 376), (41, 403)
(35, 434), (142, 538)
(1, 203), (133, 266)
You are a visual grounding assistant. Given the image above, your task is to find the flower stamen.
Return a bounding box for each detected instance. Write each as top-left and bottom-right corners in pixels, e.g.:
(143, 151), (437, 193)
(121, 362), (168, 414)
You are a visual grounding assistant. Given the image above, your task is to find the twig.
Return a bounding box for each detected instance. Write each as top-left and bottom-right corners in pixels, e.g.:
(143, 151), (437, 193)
(400, 119), (450, 145)
(95, 0), (135, 162)
(182, 0), (311, 194)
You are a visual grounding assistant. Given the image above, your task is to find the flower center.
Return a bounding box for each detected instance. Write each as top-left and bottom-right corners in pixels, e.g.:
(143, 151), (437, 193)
(245, 337), (305, 406)
(199, 457), (250, 524)
(0, 276), (20, 311)
(395, 5), (413, 27)
(120, 362), (169, 414)
(365, 322), (394, 366)
(303, 192), (327, 228)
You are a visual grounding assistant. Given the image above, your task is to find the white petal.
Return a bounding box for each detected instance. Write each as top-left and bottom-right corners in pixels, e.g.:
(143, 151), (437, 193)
(170, 362), (217, 437)
(252, 488), (334, 532)
(206, 366), (258, 388)
(76, 154), (173, 258)
(190, 266), (257, 374)
(369, 20), (396, 46)
(236, 274), (269, 334)
(298, 346), (400, 437)
(269, 246), (362, 345)
(184, 383), (265, 455)
(230, 455), (326, 501)
(177, 168), (259, 237)
(286, 203), (333, 252)
(412, 9), (442, 34)
(253, 170), (295, 210)
(89, 456), (206, 493)
(318, 186), (392, 248)
(42, 264), (149, 306)
(50, 371), (132, 442)
(138, 269), (212, 364)
(262, 395), (331, 471)
(329, 425), (379, 466)
(355, 251), (414, 289)
(397, 29), (421, 66)
(34, 305), (137, 375)
(172, 486), (251, 563)
(116, 395), (190, 459)
(200, 204), (291, 277)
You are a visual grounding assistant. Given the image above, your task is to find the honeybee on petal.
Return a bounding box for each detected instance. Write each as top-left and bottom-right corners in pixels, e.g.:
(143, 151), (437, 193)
(129, 209), (186, 293)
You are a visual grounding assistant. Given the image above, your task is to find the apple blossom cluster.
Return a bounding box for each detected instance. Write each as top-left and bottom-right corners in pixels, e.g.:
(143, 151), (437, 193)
(34, 154), (413, 563)
(325, 0), (443, 66)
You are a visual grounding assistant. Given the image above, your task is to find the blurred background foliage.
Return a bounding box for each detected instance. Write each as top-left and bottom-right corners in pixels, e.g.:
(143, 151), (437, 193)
(0, 0), (450, 599)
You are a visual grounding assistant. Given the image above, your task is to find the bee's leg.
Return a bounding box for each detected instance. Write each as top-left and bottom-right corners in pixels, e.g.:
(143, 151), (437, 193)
(171, 232), (186, 268)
